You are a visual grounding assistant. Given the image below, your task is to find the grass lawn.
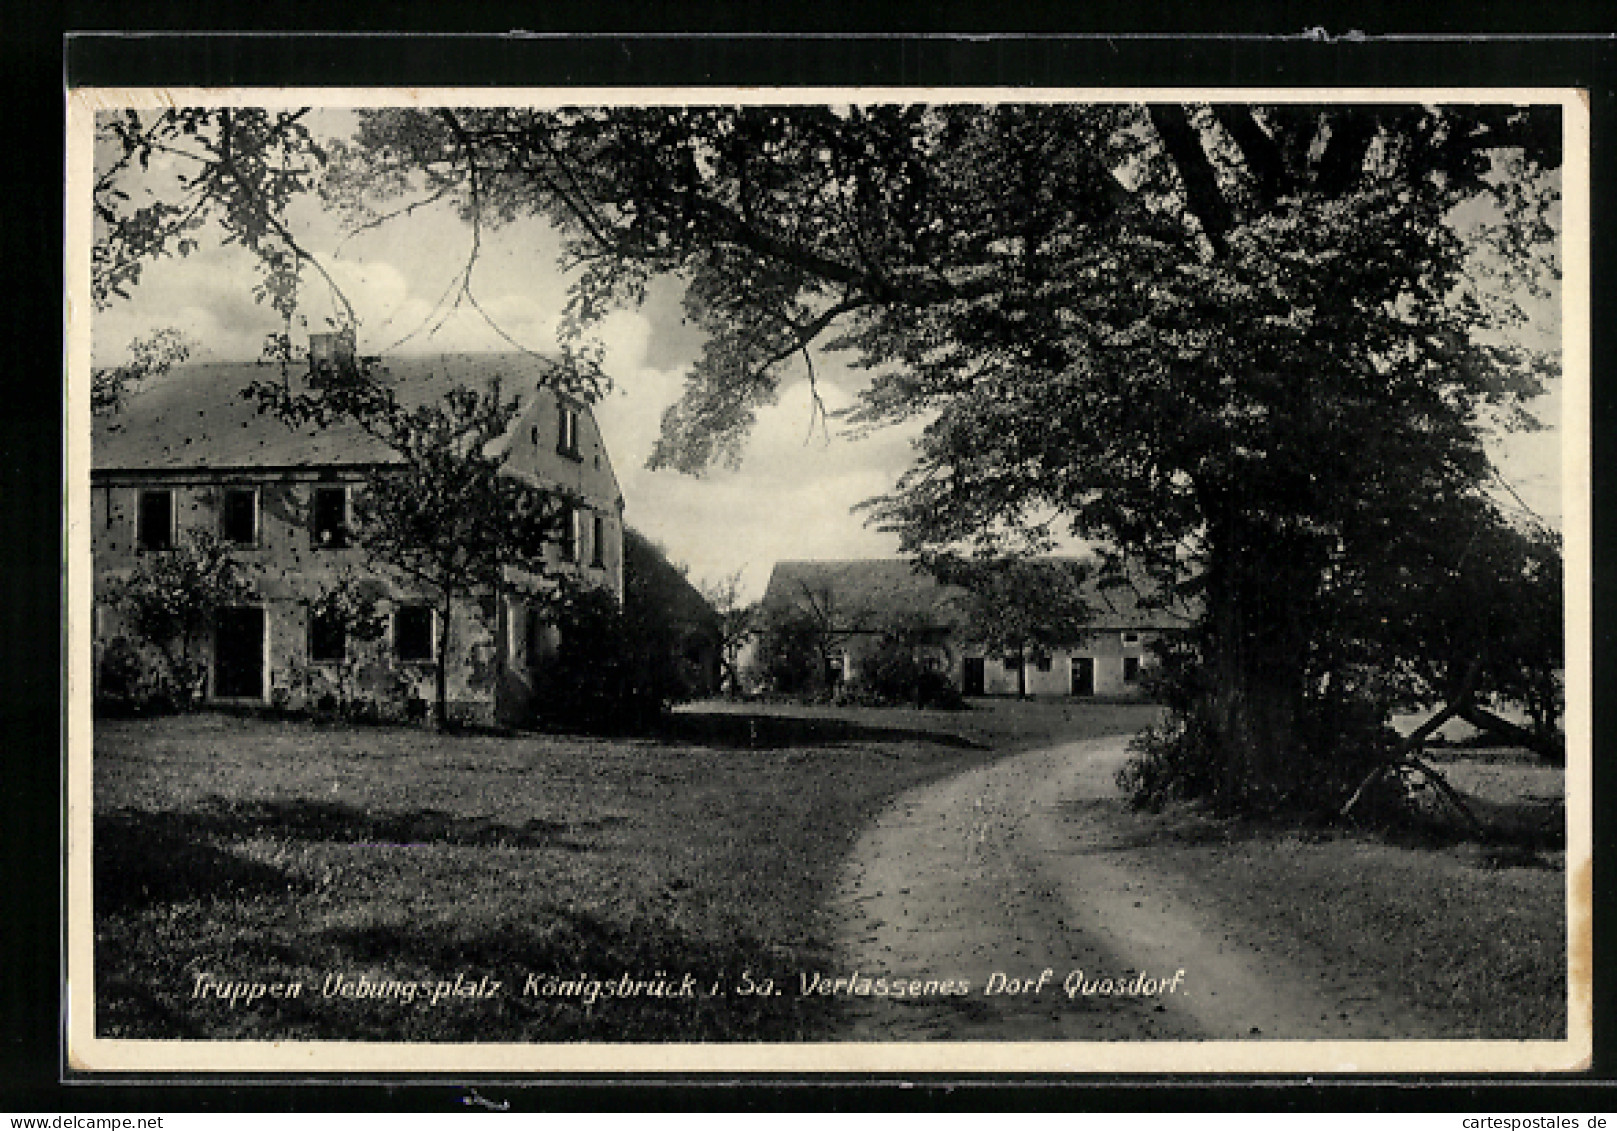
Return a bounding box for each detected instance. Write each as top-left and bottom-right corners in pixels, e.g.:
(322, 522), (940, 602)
(1099, 749), (1568, 1039)
(93, 699), (1161, 1042)
(92, 701), (1567, 1043)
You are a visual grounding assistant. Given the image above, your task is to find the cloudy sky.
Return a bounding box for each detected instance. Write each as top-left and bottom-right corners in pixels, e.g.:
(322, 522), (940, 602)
(90, 106), (1567, 600)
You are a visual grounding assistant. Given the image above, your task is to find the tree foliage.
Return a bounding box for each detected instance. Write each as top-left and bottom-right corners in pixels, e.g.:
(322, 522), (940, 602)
(248, 358), (577, 729)
(91, 328), (194, 415)
(109, 532), (253, 706)
(925, 553), (1096, 698)
(697, 569), (757, 697)
(94, 101), (1567, 809)
(94, 109), (331, 319)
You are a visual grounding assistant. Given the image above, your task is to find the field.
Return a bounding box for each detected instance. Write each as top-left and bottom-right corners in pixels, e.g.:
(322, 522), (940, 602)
(90, 701), (1568, 1042)
(92, 700), (1160, 1041)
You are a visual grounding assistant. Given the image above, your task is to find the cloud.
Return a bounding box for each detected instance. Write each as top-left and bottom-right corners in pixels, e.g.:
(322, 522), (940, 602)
(595, 352), (921, 599)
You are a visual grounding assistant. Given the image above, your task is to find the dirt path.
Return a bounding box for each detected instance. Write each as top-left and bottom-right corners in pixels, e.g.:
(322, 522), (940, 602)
(829, 735), (1445, 1041)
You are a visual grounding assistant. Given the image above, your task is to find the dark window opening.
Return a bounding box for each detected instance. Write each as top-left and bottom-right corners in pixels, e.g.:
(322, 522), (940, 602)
(137, 490), (173, 551)
(313, 487), (348, 549)
(1123, 656), (1141, 683)
(221, 488), (257, 546)
(395, 605), (434, 662)
(310, 611), (346, 663)
(557, 403), (581, 459)
(1035, 654), (1053, 673)
(526, 607), (546, 663)
(559, 504), (578, 563)
(591, 513), (606, 567)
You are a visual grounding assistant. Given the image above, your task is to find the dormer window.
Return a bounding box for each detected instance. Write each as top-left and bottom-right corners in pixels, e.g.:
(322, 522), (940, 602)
(313, 486), (349, 549)
(557, 402), (581, 460)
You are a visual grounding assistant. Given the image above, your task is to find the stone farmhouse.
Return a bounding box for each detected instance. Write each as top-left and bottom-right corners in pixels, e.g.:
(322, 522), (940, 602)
(91, 336), (624, 725)
(757, 558), (1186, 698)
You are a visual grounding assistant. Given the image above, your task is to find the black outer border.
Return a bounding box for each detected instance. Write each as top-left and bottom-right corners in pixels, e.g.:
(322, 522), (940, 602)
(4, 10), (1611, 1112)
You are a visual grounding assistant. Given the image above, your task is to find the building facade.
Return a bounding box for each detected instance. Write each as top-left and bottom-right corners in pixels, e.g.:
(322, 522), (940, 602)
(91, 342), (624, 725)
(756, 559), (1186, 699)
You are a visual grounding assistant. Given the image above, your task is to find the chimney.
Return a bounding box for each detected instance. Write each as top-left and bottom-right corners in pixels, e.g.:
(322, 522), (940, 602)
(308, 329), (357, 381)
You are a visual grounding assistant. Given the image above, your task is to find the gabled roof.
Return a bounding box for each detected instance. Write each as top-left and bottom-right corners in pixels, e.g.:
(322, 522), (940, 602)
(759, 558), (1189, 632)
(92, 352), (570, 473)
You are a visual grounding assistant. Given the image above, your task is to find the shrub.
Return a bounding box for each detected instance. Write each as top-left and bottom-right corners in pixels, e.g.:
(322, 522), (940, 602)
(530, 582), (668, 731)
(860, 645), (966, 710)
(95, 637), (183, 716)
(1117, 636), (1399, 816)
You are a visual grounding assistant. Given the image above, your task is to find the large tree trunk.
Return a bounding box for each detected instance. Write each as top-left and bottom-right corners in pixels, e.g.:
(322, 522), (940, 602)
(432, 596), (452, 731)
(1200, 526), (1314, 809)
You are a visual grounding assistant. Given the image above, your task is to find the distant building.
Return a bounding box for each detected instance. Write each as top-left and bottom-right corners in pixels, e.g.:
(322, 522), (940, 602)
(91, 338), (624, 725)
(756, 558), (1187, 698)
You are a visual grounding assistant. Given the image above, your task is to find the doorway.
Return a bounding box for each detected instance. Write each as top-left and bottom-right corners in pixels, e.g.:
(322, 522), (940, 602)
(962, 656), (985, 697)
(215, 606), (265, 699)
(1070, 656), (1095, 697)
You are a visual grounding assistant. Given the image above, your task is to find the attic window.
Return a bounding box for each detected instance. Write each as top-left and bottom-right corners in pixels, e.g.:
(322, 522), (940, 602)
(136, 490), (173, 551)
(1121, 631), (1141, 647)
(557, 402), (581, 460)
(312, 486), (349, 549)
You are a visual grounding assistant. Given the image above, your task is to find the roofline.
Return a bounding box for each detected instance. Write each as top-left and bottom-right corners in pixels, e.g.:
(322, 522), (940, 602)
(91, 463), (395, 483)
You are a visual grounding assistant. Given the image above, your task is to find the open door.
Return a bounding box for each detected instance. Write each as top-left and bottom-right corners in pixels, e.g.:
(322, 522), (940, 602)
(962, 656), (985, 696)
(1070, 656), (1095, 697)
(214, 606), (265, 699)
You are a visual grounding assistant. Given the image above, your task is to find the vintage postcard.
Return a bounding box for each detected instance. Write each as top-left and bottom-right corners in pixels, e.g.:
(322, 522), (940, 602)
(64, 86), (1592, 1074)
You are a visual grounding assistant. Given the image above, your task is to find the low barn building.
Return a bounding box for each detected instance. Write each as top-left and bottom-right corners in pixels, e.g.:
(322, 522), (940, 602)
(91, 337), (624, 725)
(756, 558), (1186, 699)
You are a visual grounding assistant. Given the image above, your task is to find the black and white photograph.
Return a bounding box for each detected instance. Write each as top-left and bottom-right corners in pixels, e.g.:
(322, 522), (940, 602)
(64, 88), (1590, 1073)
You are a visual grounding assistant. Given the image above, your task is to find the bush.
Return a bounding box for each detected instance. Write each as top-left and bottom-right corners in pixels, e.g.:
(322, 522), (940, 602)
(1116, 637), (1400, 816)
(530, 583), (669, 731)
(751, 609), (832, 697)
(95, 637), (184, 716)
(860, 647), (966, 710)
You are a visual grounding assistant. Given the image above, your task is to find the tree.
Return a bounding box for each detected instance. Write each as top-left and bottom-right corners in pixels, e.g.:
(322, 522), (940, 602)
(1326, 494), (1565, 758)
(92, 328), (194, 415)
(926, 554), (1095, 698)
(109, 532), (252, 706)
(302, 566), (390, 717)
(94, 109), (332, 321)
(247, 359), (576, 730)
(699, 570), (757, 697)
(93, 102), (1564, 810)
(751, 604), (835, 697)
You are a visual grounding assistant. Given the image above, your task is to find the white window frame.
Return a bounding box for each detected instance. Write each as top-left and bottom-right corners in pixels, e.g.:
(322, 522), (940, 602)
(557, 402), (581, 459)
(1121, 631), (1142, 647)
